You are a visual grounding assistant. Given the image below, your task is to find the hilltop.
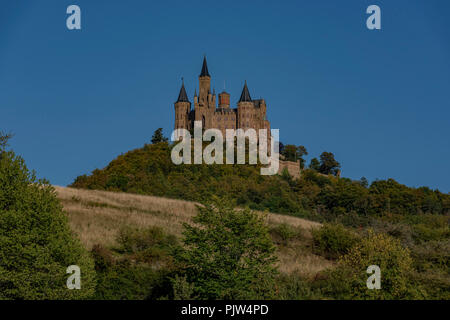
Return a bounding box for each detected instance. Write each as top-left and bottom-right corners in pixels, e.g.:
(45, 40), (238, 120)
(70, 141), (450, 225)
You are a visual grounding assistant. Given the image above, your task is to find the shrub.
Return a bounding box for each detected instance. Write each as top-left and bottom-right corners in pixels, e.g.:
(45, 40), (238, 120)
(275, 272), (323, 300)
(270, 223), (302, 246)
(324, 231), (423, 299)
(117, 226), (177, 255)
(312, 223), (359, 259)
(91, 229), (176, 300)
(412, 224), (450, 243)
(0, 150), (96, 299)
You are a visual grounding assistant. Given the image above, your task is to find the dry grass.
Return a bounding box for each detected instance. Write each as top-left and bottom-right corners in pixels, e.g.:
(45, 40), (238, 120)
(54, 185), (332, 276)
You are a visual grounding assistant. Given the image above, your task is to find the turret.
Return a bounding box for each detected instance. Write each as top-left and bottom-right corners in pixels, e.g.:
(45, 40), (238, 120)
(174, 79), (191, 129)
(237, 81), (253, 129)
(219, 91), (230, 108)
(198, 56), (211, 106)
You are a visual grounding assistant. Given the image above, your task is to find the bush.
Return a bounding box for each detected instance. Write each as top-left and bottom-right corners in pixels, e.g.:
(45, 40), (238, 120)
(324, 231), (423, 299)
(270, 223), (303, 246)
(116, 226), (177, 264)
(275, 272), (323, 300)
(91, 226), (177, 300)
(312, 223), (359, 259)
(0, 150), (96, 299)
(412, 224), (450, 243)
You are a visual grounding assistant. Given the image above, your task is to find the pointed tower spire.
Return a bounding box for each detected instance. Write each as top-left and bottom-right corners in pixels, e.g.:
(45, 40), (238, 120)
(238, 80), (252, 102)
(200, 55), (210, 77)
(176, 77), (189, 102)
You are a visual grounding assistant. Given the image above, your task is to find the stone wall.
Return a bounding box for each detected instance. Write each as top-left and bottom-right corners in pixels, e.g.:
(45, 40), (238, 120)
(278, 159), (301, 179)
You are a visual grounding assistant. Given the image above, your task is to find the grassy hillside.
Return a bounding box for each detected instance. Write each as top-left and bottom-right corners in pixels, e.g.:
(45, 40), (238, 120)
(55, 186), (330, 276)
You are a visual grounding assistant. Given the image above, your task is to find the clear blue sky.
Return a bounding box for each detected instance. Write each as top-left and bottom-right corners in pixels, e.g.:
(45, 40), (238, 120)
(1, 0), (449, 192)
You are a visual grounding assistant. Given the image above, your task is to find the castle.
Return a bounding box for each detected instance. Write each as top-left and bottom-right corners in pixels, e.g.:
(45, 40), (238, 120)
(174, 57), (271, 136)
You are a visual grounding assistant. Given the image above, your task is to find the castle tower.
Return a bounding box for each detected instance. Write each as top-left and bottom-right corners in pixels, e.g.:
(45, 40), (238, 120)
(237, 81), (253, 129)
(174, 79), (191, 130)
(198, 56), (211, 107)
(218, 91), (230, 109)
(195, 56), (215, 129)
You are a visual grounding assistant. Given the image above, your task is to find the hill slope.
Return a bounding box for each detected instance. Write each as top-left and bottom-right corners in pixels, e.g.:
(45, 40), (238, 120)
(70, 142), (450, 226)
(55, 186), (330, 275)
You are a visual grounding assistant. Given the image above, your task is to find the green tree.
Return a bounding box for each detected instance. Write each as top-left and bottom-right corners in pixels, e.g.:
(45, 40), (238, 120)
(151, 128), (168, 144)
(0, 131), (13, 152)
(297, 145), (308, 169)
(281, 145), (308, 168)
(0, 140), (96, 299)
(319, 152), (341, 176)
(309, 157), (320, 171)
(177, 198), (278, 299)
(282, 144), (297, 161)
(359, 177), (369, 188)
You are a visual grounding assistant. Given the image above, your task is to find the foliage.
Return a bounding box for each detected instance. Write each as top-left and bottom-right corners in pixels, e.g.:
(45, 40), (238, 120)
(151, 128), (168, 144)
(275, 272), (323, 300)
(68, 136), (450, 300)
(309, 158), (320, 171)
(323, 231), (423, 299)
(172, 275), (197, 300)
(0, 131), (13, 152)
(70, 142), (449, 225)
(312, 223), (359, 259)
(0, 149), (96, 299)
(92, 226), (178, 300)
(281, 144), (308, 168)
(176, 198), (278, 299)
(116, 226), (178, 263)
(318, 152), (340, 176)
(270, 223), (303, 246)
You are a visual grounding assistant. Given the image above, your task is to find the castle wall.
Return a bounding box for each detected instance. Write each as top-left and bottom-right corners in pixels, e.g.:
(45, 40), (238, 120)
(278, 160), (301, 179)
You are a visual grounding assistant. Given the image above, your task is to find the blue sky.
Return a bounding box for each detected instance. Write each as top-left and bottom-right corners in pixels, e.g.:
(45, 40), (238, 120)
(1, 0), (449, 192)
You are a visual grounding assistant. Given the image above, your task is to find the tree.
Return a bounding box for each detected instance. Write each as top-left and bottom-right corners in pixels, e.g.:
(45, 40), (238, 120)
(359, 177), (369, 188)
(319, 152), (341, 176)
(177, 198), (278, 299)
(151, 128), (168, 144)
(297, 145), (308, 169)
(309, 157), (320, 171)
(0, 131), (13, 152)
(282, 144), (297, 161)
(0, 144), (96, 299)
(281, 144), (308, 168)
